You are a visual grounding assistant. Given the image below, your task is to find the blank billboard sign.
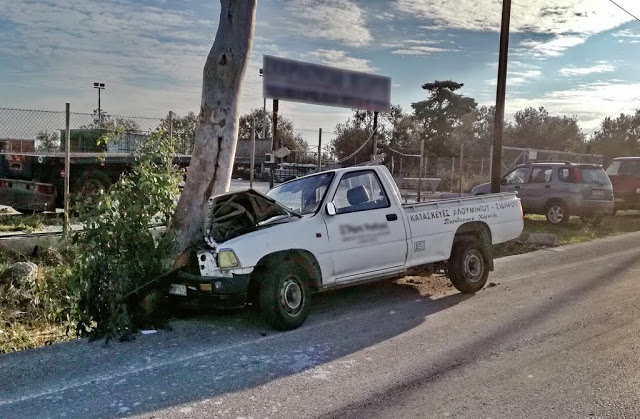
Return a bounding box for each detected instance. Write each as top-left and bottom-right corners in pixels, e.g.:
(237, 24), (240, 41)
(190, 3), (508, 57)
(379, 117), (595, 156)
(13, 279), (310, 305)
(263, 55), (391, 113)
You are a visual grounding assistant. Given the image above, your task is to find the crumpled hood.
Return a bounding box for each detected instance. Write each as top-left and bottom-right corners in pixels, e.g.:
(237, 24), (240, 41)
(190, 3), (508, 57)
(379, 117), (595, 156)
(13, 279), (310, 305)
(203, 188), (300, 248)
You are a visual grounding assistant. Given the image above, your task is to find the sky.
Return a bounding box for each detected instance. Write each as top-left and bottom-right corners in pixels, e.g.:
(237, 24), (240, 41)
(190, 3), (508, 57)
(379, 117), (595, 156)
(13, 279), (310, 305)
(1, 0), (639, 143)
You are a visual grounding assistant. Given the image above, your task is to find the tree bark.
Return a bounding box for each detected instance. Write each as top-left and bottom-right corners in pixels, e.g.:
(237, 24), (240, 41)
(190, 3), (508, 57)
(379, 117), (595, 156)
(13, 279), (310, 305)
(167, 0), (257, 268)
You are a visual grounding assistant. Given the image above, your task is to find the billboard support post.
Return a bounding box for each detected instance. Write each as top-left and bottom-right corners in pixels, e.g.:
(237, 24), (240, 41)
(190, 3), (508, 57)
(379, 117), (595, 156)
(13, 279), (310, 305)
(317, 128), (322, 171)
(270, 99), (278, 189)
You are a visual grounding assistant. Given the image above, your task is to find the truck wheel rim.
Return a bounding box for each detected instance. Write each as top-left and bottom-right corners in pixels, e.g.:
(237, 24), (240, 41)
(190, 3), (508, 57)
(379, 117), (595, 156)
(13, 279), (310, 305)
(81, 179), (105, 198)
(464, 250), (483, 282)
(280, 277), (303, 316)
(549, 206), (563, 223)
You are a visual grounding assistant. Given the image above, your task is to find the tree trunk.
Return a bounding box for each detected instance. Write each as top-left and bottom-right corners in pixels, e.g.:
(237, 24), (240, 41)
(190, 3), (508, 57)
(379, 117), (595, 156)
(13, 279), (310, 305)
(167, 0), (257, 268)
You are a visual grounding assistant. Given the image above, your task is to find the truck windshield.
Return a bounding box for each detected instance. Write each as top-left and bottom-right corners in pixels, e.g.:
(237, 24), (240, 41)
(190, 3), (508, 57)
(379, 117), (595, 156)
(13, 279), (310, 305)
(266, 172), (334, 215)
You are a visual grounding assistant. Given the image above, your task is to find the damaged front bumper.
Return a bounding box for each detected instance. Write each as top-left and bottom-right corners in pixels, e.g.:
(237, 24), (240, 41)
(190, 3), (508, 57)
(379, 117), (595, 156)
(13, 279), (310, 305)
(167, 271), (251, 309)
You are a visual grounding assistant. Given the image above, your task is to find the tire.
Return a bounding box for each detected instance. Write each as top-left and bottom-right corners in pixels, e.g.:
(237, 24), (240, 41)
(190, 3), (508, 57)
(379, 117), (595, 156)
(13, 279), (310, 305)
(448, 238), (489, 294)
(72, 171), (112, 212)
(258, 260), (312, 331)
(545, 201), (569, 225)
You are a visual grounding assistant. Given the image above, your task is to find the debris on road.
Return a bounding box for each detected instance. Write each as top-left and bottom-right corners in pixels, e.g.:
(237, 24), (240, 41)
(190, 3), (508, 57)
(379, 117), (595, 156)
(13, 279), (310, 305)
(527, 233), (558, 246)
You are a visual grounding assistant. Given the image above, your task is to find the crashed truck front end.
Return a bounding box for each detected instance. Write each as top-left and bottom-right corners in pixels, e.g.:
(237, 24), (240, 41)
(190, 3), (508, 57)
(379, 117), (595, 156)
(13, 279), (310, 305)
(168, 189), (298, 309)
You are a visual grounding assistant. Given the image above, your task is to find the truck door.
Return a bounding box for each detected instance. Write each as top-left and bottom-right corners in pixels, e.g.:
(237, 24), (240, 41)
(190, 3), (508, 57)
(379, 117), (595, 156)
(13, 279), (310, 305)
(323, 169), (407, 280)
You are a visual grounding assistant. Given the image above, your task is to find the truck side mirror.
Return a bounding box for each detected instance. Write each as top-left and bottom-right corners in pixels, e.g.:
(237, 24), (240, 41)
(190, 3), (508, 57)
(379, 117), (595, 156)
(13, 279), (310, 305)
(501, 178), (508, 185)
(326, 202), (336, 216)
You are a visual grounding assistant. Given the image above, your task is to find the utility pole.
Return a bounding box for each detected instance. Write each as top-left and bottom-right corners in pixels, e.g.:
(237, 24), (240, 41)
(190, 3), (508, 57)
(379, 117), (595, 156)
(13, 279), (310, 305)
(491, 0), (511, 193)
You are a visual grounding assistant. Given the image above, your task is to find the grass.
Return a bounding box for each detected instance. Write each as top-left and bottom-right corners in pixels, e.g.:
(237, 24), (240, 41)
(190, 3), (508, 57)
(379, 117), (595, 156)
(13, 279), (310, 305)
(0, 247), (76, 353)
(494, 211), (640, 258)
(0, 213), (63, 233)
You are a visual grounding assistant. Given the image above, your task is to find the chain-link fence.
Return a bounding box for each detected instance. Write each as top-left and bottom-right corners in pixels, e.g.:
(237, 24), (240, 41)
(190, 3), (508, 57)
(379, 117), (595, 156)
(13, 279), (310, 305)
(0, 106), (339, 185)
(0, 107), (164, 154)
(383, 144), (604, 203)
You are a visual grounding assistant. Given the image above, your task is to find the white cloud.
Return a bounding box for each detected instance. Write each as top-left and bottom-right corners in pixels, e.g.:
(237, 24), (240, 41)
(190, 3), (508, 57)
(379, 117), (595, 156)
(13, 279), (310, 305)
(485, 69), (542, 86)
(307, 49), (377, 72)
(518, 35), (588, 58)
(394, 0), (633, 34)
(506, 81), (640, 133)
(614, 29), (640, 38)
(382, 39), (452, 55)
(559, 63), (616, 76)
(285, 0), (372, 47)
(395, 0), (634, 57)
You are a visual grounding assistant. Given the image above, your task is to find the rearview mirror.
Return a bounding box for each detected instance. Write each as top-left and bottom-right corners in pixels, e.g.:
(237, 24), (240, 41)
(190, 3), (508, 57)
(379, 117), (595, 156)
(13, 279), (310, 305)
(326, 202), (336, 216)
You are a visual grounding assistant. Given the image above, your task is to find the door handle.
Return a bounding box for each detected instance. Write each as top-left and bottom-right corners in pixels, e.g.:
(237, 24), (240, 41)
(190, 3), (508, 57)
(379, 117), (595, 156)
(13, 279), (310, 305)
(514, 186), (520, 190)
(386, 213), (398, 221)
(545, 185), (551, 189)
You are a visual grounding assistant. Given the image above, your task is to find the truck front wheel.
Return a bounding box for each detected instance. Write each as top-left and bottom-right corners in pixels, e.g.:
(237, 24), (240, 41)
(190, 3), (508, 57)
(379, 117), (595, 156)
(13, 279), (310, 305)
(448, 238), (489, 293)
(258, 260), (312, 331)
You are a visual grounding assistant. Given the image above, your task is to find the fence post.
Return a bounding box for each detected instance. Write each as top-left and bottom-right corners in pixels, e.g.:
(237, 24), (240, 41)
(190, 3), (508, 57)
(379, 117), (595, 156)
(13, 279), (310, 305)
(250, 118), (255, 188)
(63, 103), (71, 242)
(459, 143), (464, 196)
(417, 139), (424, 202)
(317, 128), (322, 171)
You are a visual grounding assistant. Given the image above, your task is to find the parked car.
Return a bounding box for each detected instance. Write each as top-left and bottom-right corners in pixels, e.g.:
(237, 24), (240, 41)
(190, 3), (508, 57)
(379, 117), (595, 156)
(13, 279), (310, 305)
(471, 161), (613, 225)
(605, 157), (640, 214)
(168, 165), (524, 330)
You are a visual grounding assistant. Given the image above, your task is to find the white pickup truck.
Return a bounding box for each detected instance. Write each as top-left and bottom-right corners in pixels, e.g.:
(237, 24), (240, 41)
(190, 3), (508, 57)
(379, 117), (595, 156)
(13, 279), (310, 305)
(170, 165), (524, 330)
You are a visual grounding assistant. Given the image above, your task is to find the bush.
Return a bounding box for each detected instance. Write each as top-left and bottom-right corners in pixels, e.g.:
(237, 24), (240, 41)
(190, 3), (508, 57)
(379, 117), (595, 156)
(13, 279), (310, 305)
(71, 129), (182, 340)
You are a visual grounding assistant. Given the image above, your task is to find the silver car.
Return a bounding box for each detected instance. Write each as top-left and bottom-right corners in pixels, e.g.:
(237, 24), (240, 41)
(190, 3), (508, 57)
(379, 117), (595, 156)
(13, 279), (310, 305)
(471, 162), (614, 225)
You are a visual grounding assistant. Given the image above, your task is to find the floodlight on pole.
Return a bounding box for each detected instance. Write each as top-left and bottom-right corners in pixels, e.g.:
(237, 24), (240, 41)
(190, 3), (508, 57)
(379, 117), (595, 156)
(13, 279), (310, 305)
(93, 82), (106, 126)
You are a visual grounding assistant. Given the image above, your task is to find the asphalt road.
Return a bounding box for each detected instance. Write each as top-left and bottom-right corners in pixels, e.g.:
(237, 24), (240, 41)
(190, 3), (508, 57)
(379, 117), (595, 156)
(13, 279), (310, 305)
(2, 232), (640, 418)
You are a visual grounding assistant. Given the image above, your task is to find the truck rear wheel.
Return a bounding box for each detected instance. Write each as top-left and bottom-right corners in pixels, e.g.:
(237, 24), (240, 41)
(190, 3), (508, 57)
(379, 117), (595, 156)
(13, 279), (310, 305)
(448, 238), (489, 294)
(258, 260), (312, 331)
(72, 171), (112, 212)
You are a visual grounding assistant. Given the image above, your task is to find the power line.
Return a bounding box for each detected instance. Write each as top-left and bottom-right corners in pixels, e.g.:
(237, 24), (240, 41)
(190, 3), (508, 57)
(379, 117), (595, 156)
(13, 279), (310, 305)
(584, 95), (640, 137)
(608, 0), (640, 22)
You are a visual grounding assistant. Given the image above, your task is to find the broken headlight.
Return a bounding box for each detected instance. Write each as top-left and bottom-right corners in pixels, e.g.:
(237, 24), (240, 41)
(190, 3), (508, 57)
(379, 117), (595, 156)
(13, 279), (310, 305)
(216, 250), (239, 269)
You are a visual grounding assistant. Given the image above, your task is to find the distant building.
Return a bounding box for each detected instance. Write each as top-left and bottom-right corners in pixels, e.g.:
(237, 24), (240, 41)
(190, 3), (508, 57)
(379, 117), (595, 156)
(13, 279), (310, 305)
(0, 138), (35, 152)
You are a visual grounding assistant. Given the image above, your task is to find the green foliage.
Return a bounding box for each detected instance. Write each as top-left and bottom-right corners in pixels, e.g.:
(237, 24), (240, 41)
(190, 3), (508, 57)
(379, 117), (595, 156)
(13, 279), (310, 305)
(412, 80), (477, 156)
(504, 107), (584, 153)
(590, 110), (640, 162)
(36, 131), (60, 152)
(160, 111), (198, 154)
(70, 129), (182, 339)
(239, 108), (309, 151)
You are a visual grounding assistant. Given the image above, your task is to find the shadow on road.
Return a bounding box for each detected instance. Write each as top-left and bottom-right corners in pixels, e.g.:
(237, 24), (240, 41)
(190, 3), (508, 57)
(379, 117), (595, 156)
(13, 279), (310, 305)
(317, 249), (640, 418)
(0, 277), (471, 418)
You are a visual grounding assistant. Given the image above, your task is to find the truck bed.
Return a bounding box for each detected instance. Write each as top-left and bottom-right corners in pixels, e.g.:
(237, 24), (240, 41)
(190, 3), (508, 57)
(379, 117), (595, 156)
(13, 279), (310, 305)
(402, 192), (523, 266)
